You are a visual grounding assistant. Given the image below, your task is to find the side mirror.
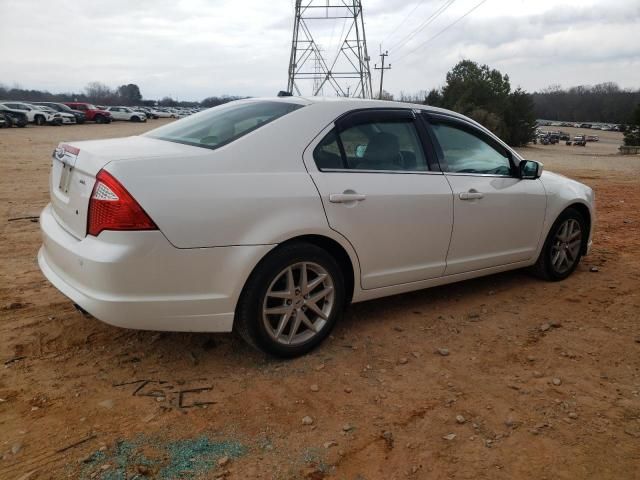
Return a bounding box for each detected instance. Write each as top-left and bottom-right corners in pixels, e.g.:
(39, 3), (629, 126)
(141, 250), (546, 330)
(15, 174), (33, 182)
(355, 144), (367, 158)
(519, 160), (543, 179)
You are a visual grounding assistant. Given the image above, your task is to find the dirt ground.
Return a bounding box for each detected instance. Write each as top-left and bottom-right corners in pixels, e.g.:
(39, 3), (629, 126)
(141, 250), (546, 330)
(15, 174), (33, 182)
(1, 120), (639, 480)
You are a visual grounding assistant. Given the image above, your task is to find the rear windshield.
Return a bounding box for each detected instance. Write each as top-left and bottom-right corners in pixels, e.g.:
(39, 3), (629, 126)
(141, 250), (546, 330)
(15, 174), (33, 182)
(145, 100), (304, 150)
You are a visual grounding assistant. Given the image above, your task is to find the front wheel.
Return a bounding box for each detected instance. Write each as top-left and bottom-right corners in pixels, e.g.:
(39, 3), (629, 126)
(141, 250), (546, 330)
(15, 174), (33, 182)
(235, 243), (345, 357)
(532, 208), (586, 281)
(95, 115), (105, 124)
(34, 115), (45, 126)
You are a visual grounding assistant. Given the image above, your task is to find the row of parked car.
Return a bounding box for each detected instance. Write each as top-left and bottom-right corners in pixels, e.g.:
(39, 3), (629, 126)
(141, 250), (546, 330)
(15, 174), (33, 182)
(0, 101), (202, 128)
(537, 120), (623, 131)
(534, 129), (600, 146)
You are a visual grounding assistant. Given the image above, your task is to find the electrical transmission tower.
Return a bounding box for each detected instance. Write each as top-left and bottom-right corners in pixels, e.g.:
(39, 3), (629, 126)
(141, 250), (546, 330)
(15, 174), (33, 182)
(287, 1), (373, 98)
(312, 46), (325, 96)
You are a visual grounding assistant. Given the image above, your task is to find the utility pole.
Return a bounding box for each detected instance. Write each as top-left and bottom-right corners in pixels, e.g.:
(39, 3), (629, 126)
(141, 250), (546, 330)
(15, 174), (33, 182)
(374, 50), (391, 99)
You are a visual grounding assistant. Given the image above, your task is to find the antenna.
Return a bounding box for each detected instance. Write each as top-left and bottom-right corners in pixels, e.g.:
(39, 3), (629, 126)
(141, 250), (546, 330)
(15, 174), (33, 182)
(287, 1), (373, 98)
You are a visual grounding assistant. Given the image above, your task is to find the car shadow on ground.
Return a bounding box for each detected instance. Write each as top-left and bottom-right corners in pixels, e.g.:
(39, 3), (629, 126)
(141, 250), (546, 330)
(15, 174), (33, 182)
(79, 267), (538, 374)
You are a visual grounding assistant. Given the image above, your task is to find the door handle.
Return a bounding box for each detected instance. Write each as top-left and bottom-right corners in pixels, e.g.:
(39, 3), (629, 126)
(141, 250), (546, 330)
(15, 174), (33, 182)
(459, 191), (484, 200)
(329, 192), (367, 203)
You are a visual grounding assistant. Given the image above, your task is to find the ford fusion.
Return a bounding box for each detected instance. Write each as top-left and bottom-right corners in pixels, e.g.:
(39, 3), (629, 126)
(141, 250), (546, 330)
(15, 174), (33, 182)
(38, 98), (595, 357)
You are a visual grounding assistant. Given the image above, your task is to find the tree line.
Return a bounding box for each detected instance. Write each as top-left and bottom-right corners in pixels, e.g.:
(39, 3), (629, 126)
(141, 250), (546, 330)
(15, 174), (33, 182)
(532, 83), (640, 124)
(3, 68), (638, 147)
(0, 82), (242, 108)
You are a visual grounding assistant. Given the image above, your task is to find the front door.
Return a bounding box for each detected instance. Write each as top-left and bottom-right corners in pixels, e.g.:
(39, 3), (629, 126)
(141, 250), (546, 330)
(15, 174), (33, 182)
(424, 113), (547, 275)
(304, 109), (454, 290)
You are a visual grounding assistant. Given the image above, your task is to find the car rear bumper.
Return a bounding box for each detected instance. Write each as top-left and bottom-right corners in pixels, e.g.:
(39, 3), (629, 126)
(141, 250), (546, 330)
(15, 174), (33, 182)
(38, 203), (273, 332)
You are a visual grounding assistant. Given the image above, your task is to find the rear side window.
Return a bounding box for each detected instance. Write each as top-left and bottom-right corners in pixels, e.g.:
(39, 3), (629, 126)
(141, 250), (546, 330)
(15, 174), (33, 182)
(314, 120), (428, 172)
(145, 101), (304, 150)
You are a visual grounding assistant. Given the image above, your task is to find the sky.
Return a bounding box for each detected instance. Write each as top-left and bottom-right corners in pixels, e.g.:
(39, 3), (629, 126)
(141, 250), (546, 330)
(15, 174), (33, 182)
(0, 0), (638, 101)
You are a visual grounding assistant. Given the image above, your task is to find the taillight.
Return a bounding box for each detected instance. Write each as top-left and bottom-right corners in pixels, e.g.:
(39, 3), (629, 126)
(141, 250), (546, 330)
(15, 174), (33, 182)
(87, 169), (157, 236)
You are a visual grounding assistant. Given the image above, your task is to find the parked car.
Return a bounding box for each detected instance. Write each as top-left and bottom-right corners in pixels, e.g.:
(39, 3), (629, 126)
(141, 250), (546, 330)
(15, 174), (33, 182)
(34, 105), (75, 125)
(104, 106), (147, 122)
(64, 102), (112, 123)
(573, 135), (587, 146)
(0, 101), (56, 125)
(38, 98), (595, 357)
(0, 106), (28, 127)
(151, 109), (175, 118)
(586, 135), (599, 142)
(135, 107), (159, 119)
(0, 112), (8, 128)
(33, 102), (86, 124)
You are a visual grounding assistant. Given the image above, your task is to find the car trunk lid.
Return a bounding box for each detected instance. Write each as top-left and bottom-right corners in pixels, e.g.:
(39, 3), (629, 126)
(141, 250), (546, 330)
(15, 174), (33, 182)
(49, 136), (207, 239)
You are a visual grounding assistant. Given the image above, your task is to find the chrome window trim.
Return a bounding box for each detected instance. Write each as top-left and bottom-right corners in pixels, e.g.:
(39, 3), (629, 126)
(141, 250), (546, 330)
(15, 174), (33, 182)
(444, 172), (515, 178)
(318, 168), (444, 175)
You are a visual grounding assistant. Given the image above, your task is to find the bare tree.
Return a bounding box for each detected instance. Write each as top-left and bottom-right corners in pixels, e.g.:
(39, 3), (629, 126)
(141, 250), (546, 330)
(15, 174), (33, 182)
(84, 82), (116, 104)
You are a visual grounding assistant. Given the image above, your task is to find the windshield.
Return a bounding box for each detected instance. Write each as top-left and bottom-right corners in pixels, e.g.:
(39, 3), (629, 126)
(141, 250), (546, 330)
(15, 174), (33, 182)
(145, 100), (303, 149)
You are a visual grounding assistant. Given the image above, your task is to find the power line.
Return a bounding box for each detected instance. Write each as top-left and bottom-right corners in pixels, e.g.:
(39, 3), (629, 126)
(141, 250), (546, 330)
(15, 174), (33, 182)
(394, 0), (490, 64)
(381, 0), (429, 47)
(387, 0), (457, 53)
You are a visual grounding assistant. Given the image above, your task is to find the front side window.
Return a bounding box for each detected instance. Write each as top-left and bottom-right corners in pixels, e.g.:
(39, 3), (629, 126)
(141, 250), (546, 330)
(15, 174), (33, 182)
(314, 119), (428, 172)
(145, 100), (304, 149)
(430, 122), (512, 175)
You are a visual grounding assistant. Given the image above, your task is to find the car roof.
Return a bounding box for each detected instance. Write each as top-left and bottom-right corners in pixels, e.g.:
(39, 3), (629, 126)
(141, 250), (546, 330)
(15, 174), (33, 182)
(247, 96), (470, 120)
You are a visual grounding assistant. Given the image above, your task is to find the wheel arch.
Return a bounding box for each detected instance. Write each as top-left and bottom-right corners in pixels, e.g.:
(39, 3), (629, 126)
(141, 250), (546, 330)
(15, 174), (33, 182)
(238, 234), (358, 309)
(284, 234), (356, 304)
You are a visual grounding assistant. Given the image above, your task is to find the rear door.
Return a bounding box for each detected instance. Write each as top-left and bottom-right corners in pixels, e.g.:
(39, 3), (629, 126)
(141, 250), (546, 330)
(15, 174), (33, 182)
(423, 113), (546, 275)
(304, 108), (454, 289)
(109, 107), (124, 120)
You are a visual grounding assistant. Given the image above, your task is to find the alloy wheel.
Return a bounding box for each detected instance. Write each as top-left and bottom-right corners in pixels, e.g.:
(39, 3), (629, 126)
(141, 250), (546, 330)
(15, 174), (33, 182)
(262, 262), (335, 346)
(550, 218), (582, 274)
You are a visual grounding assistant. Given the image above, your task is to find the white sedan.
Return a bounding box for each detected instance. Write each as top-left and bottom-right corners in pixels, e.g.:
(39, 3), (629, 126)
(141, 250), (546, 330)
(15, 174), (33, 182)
(104, 106), (147, 122)
(38, 98), (595, 357)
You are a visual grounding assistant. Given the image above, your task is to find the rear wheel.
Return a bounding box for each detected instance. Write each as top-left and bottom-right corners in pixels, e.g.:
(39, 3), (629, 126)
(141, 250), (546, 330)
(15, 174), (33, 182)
(532, 208), (586, 281)
(235, 242), (345, 357)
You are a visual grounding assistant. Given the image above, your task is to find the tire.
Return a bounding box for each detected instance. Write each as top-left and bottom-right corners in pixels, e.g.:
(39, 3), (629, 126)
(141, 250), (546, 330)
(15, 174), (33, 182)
(131, 116), (140, 122)
(531, 207), (586, 281)
(235, 242), (345, 358)
(34, 115), (45, 126)
(95, 115), (105, 124)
